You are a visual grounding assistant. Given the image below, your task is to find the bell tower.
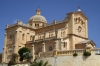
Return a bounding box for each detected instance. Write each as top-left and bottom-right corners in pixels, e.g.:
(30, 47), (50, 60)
(68, 7), (88, 49)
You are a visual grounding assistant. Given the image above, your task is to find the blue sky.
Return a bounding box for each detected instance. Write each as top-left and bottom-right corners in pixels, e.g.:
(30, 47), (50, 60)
(0, 0), (100, 53)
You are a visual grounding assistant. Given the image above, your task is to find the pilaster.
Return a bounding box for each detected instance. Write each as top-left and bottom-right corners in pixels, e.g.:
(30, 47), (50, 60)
(86, 20), (88, 38)
(14, 30), (19, 53)
(54, 40), (58, 50)
(61, 42), (64, 51)
(2, 33), (7, 63)
(42, 42), (45, 52)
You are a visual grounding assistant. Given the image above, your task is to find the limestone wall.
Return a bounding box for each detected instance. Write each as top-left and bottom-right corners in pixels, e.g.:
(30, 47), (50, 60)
(38, 52), (100, 66)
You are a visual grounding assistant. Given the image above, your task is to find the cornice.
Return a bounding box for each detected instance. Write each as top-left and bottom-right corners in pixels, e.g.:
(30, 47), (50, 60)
(68, 34), (88, 39)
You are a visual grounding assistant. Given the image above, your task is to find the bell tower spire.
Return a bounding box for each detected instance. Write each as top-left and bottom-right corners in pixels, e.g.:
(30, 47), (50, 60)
(36, 6), (41, 15)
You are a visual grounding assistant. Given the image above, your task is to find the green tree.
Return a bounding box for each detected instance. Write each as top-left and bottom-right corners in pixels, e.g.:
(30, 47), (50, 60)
(18, 47), (30, 61)
(23, 52), (33, 62)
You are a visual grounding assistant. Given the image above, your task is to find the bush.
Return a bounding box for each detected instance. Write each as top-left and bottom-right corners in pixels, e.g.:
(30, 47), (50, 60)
(8, 60), (16, 66)
(83, 51), (91, 56)
(73, 52), (78, 56)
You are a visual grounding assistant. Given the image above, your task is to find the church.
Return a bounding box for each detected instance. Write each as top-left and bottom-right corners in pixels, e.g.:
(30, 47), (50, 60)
(2, 7), (97, 64)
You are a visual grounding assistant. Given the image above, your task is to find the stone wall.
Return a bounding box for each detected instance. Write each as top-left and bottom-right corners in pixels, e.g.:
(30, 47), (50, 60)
(38, 51), (100, 66)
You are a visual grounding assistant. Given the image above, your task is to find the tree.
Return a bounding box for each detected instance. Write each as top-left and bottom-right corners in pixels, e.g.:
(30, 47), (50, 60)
(23, 52), (33, 62)
(30, 58), (49, 66)
(11, 53), (18, 62)
(18, 47), (30, 61)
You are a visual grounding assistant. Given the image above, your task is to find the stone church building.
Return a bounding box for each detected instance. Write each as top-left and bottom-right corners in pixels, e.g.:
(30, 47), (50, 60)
(2, 7), (96, 63)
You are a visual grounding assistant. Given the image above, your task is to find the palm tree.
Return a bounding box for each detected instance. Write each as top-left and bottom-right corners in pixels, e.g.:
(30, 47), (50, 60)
(30, 58), (49, 66)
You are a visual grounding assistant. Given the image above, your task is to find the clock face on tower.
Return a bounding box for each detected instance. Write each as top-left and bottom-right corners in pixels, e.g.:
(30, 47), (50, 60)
(78, 26), (82, 33)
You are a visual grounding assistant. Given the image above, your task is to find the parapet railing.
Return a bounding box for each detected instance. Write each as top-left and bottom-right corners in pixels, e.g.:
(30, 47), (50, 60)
(39, 51), (53, 58)
(38, 49), (85, 58)
(91, 48), (100, 55)
(91, 48), (100, 51)
(37, 48), (100, 58)
(57, 49), (85, 55)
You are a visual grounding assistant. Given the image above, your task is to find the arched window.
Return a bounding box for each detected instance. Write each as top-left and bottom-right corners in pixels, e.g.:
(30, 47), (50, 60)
(63, 42), (66, 48)
(63, 31), (65, 37)
(22, 34), (24, 40)
(35, 24), (39, 27)
(32, 36), (34, 41)
(63, 42), (67, 48)
(30, 36), (33, 41)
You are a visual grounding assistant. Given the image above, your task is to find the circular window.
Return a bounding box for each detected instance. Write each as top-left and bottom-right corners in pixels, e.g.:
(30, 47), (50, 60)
(49, 46), (52, 51)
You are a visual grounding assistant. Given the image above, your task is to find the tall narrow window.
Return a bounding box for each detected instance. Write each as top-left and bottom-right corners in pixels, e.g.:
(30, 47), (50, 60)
(63, 42), (66, 48)
(35, 24), (39, 27)
(61, 32), (63, 37)
(22, 34), (24, 40)
(10, 35), (12, 39)
(63, 42), (67, 48)
(63, 31), (65, 37)
(30, 36), (32, 41)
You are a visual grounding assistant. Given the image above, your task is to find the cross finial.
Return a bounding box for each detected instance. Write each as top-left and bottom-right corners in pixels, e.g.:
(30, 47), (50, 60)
(38, 6), (40, 10)
(78, 6), (81, 11)
(36, 6), (41, 15)
(78, 6), (80, 9)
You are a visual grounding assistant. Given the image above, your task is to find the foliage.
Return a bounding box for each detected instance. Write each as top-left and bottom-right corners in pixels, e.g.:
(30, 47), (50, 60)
(30, 58), (49, 66)
(8, 60), (16, 66)
(73, 52), (78, 57)
(23, 52), (33, 62)
(11, 53), (18, 61)
(8, 53), (18, 66)
(18, 47), (30, 61)
(83, 51), (91, 56)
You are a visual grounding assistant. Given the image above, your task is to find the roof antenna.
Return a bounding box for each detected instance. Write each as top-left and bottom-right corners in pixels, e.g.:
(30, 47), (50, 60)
(78, 6), (81, 11)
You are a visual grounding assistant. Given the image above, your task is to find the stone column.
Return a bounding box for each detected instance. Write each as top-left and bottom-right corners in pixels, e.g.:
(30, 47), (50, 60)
(42, 42), (45, 52)
(2, 33), (7, 63)
(54, 40), (57, 50)
(32, 44), (35, 61)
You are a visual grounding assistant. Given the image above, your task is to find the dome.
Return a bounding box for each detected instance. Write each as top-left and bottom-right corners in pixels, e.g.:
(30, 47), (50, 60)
(29, 15), (47, 23)
(28, 7), (47, 23)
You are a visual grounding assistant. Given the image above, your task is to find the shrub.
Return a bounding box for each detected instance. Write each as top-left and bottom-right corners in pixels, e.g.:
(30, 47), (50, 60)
(8, 60), (16, 66)
(73, 52), (78, 57)
(83, 51), (91, 56)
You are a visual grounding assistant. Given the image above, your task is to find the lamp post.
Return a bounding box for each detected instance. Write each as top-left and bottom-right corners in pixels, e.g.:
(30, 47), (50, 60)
(54, 50), (57, 66)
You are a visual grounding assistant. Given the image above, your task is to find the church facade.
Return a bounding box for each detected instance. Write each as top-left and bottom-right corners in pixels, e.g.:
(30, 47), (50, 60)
(2, 8), (96, 63)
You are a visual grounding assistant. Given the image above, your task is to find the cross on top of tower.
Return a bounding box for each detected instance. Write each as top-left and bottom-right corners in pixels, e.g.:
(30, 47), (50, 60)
(78, 6), (81, 11)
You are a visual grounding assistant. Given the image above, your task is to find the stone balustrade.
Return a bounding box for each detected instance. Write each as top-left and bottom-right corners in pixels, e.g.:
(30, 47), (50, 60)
(57, 49), (85, 55)
(37, 48), (100, 58)
(39, 51), (53, 58)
